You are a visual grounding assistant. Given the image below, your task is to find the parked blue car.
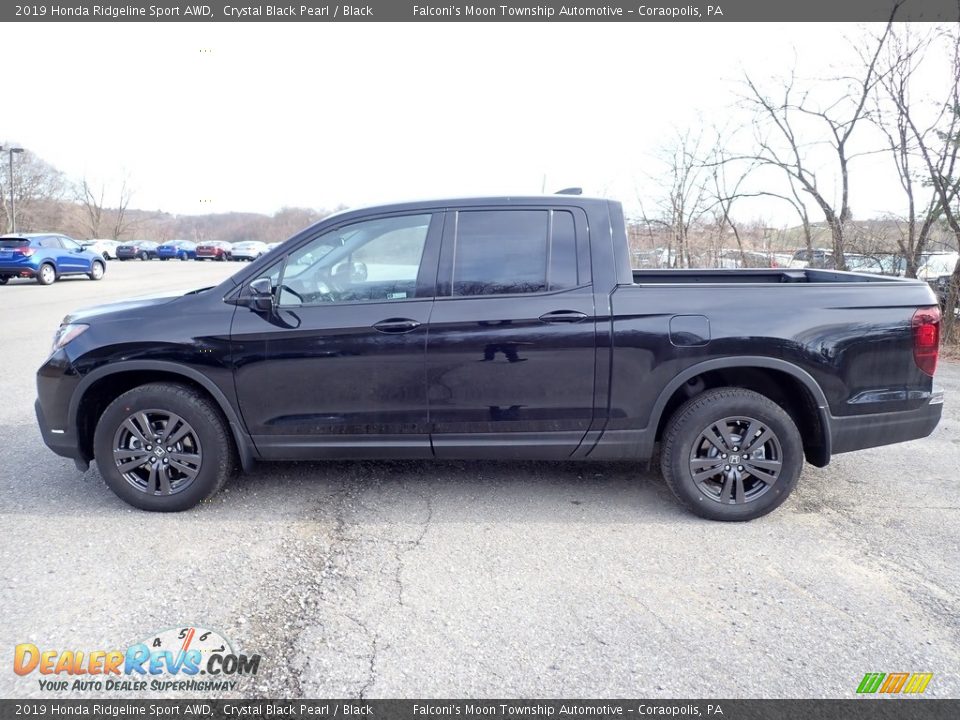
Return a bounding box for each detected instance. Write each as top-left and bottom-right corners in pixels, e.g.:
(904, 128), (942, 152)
(157, 240), (197, 261)
(0, 233), (106, 286)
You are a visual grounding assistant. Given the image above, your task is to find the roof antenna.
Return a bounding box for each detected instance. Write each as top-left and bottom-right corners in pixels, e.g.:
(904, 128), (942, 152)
(555, 187), (582, 195)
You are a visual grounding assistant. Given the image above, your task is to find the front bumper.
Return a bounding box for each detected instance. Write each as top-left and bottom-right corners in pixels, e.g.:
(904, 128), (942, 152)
(35, 398), (87, 470)
(830, 390), (944, 455)
(36, 351), (88, 470)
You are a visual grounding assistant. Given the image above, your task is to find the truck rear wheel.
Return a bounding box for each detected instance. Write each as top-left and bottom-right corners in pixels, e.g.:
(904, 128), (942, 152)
(93, 383), (236, 511)
(660, 387), (803, 521)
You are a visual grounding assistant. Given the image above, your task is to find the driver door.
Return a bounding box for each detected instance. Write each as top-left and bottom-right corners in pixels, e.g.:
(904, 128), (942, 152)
(231, 211), (443, 460)
(55, 236), (88, 272)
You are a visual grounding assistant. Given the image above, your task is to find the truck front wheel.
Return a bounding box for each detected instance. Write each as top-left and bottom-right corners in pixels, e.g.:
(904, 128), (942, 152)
(93, 383), (237, 511)
(660, 387), (803, 521)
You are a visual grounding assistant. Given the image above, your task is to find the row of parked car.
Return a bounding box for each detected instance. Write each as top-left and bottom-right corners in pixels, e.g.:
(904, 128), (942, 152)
(637, 246), (956, 279)
(634, 245), (958, 313)
(785, 248), (959, 280)
(0, 233), (284, 285)
(83, 239), (281, 262)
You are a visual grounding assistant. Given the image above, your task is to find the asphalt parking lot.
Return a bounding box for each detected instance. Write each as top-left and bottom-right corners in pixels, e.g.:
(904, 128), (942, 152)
(1, 260), (958, 699)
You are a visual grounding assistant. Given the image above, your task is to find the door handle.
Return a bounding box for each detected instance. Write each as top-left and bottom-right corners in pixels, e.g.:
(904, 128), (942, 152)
(373, 318), (422, 334)
(539, 310), (588, 324)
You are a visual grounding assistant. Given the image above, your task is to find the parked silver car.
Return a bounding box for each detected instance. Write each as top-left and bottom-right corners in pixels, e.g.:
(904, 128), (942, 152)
(80, 239), (121, 261)
(231, 241), (269, 261)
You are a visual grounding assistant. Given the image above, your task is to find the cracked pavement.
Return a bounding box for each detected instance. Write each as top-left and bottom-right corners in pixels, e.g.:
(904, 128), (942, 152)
(1, 261), (959, 698)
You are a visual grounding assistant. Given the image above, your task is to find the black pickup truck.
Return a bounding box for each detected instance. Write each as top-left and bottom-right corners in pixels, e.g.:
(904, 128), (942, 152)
(36, 196), (944, 520)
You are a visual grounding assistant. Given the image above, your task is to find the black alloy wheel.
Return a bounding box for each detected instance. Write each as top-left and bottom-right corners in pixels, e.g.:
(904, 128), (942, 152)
(660, 387), (803, 521)
(112, 410), (203, 496)
(687, 416), (783, 505)
(94, 383), (237, 511)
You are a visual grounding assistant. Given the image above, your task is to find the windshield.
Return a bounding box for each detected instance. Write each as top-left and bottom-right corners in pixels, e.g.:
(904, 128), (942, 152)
(920, 254), (958, 275)
(846, 256), (880, 271)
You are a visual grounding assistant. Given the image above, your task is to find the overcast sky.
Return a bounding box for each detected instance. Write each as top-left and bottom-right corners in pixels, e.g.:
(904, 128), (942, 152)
(4, 22), (952, 224)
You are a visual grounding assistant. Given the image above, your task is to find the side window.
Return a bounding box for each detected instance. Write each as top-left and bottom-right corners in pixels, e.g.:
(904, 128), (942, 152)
(452, 209), (582, 297)
(39, 237), (62, 249)
(276, 213), (432, 306)
(60, 237), (81, 250)
(549, 211), (578, 290)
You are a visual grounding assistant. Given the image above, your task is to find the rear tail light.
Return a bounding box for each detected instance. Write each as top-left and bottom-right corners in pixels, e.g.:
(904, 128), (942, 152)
(13, 247), (35, 257)
(912, 307), (940, 376)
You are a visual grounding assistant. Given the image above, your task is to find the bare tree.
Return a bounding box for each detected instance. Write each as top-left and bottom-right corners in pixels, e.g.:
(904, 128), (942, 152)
(76, 178), (106, 239)
(872, 24), (958, 277)
(706, 146), (754, 268)
(0, 147), (67, 232)
(894, 26), (960, 337)
(75, 174), (138, 240)
(270, 206), (328, 242)
(111, 176), (135, 240)
(647, 129), (712, 268)
(703, 158), (822, 267)
(740, 8), (899, 270)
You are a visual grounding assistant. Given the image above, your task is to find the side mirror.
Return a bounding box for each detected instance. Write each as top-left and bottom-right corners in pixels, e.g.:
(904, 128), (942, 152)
(247, 277), (274, 311)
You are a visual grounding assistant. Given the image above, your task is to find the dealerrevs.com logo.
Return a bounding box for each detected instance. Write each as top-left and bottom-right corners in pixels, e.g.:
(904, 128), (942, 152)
(14, 626), (261, 693)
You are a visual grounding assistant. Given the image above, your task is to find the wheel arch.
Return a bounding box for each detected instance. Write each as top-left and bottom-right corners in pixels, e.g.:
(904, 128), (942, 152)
(650, 357), (832, 467)
(70, 361), (256, 471)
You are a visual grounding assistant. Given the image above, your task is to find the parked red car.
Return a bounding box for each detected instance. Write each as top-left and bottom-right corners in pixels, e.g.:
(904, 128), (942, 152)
(195, 241), (233, 261)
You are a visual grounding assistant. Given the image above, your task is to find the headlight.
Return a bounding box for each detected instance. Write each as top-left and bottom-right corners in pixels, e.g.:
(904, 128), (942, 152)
(52, 323), (89, 353)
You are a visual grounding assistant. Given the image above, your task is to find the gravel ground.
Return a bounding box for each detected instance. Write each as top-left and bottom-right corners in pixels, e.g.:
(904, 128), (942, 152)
(0, 260), (957, 699)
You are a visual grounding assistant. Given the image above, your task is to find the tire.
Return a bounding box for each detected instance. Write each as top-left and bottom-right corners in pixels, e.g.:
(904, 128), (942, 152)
(217, 254), (226, 262)
(93, 383), (237, 512)
(88, 261), (105, 281)
(180, 253), (189, 261)
(160, 257), (168, 261)
(37, 263), (56, 285)
(660, 387), (803, 521)
(0, 276), (8, 285)
(139, 251), (148, 261)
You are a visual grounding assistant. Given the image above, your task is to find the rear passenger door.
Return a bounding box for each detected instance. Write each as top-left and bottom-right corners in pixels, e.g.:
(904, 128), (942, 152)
(36, 236), (72, 271)
(426, 207), (596, 458)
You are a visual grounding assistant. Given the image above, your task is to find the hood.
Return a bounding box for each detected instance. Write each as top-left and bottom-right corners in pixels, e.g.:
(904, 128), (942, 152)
(64, 293), (181, 324)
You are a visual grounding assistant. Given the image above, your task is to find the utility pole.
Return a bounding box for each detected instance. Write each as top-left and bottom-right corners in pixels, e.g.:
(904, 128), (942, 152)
(2, 145), (25, 233)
